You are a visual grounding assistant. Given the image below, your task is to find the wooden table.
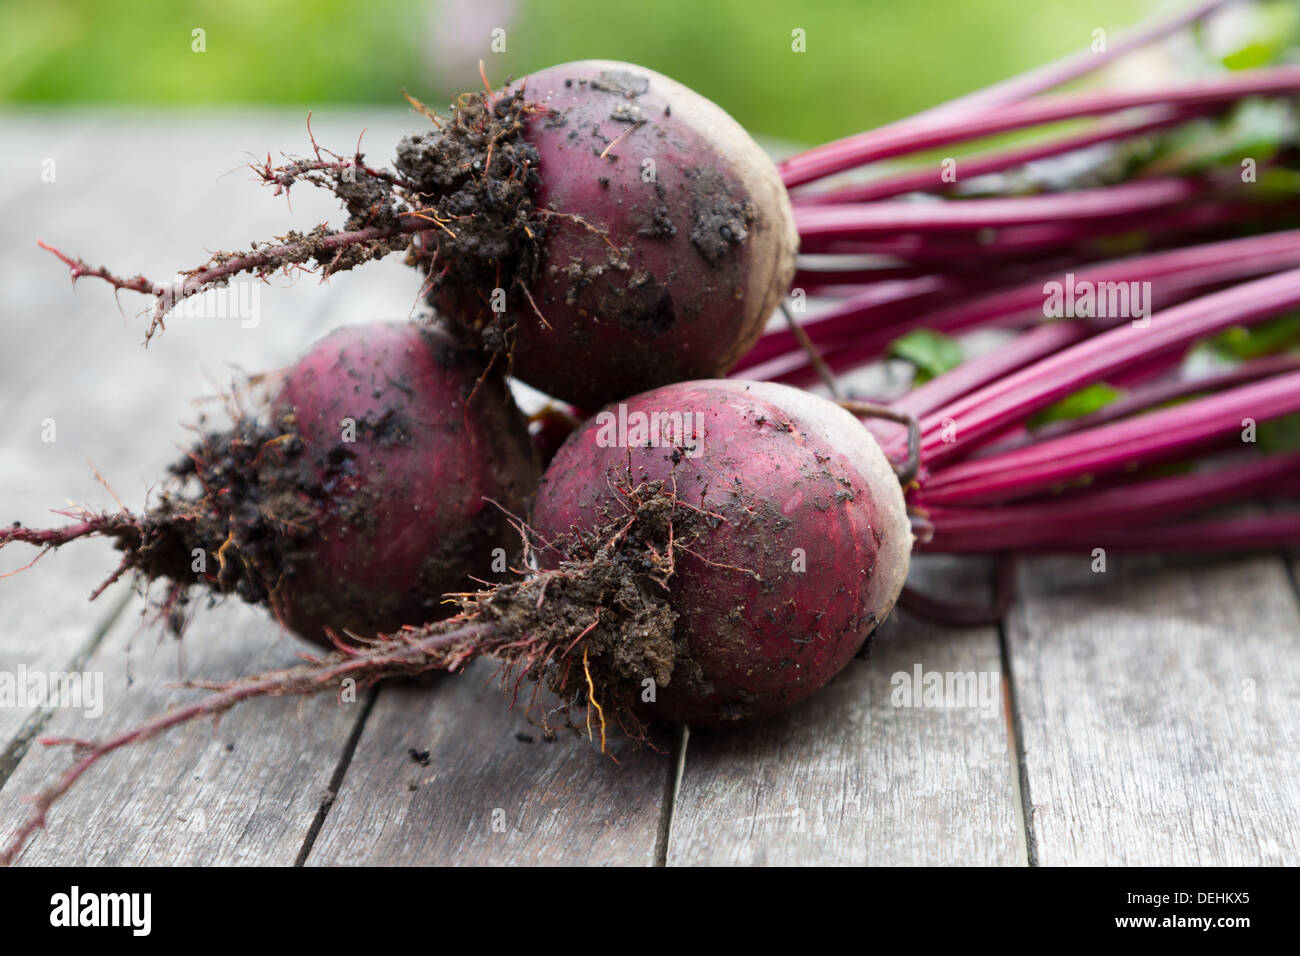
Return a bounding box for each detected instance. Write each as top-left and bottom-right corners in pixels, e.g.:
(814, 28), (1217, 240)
(2, 110), (1297, 866)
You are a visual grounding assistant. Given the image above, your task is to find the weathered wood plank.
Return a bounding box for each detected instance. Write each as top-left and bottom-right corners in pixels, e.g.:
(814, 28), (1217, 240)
(305, 659), (674, 866)
(666, 556), (1022, 866)
(1, 599), (367, 866)
(1006, 551), (1300, 866)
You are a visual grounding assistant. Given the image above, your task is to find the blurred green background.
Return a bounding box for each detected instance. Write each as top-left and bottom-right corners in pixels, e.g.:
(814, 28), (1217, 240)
(2, 0), (1158, 142)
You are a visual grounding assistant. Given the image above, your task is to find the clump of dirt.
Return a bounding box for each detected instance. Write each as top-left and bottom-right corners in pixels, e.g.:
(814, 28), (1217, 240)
(688, 168), (756, 264)
(446, 476), (688, 741)
(1, 399), (376, 637)
(395, 87), (550, 342)
(75, 409), (330, 631)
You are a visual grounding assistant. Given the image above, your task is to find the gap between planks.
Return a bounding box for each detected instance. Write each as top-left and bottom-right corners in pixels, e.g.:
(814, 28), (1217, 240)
(663, 555), (1021, 866)
(1005, 550), (1300, 865)
(0, 590), (132, 795)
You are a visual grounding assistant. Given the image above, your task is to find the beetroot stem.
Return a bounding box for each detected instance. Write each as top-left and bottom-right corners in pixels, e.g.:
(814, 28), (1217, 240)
(780, 65), (1300, 188)
(895, 323), (1092, 420)
(735, 275), (963, 373)
(1006, 513), (1300, 553)
(921, 452), (1300, 550)
(913, 266), (1300, 468)
(795, 200), (1300, 262)
(989, 354), (1300, 453)
(794, 179), (1201, 241)
(744, 230), (1300, 385)
(795, 108), (1203, 205)
(919, 368), (1300, 505)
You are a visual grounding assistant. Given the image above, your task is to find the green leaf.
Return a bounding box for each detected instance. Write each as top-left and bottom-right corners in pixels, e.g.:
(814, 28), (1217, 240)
(1203, 312), (1300, 363)
(1027, 382), (1124, 429)
(1222, 42), (1276, 71)
(1089, 229), (1151, 258)
(888, 329), (963, 385)
(1253, 166), (1300, 200)
(1140, 99), (1294, 176)
(1217, 1), (1300, 70)
(1259, 413), (1300, 453)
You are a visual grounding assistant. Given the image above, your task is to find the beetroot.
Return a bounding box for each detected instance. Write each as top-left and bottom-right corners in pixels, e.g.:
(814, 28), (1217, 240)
(0, 322), (540, 646)
(258, 322), (540, 641)
(39, 61), (797, 410)
(423, 61), (799, 407)
(532, 379), (911, 723)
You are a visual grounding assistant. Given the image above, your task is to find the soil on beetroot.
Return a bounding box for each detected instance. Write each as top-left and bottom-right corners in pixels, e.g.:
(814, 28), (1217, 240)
(450, 476), (688, 738)
(5, 398), (452, 639)
(2, 461), (717, 740)
(394, 88), (550, 343)
(309, 468), (751, 741)
(7, 409), (363, 634)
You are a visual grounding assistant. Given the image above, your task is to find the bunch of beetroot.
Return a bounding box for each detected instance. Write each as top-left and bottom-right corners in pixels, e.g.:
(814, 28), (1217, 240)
(5, 0), (1300, 862)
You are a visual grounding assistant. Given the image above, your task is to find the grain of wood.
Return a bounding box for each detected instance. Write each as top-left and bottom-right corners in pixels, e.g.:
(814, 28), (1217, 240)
(1, 600), (367, 866)
(666, 556), (1022, 866)
(1006, 551), (1300, 866)
(305, 659), (674, 866)
(0, 357), (151, 749)
(0, 113), (316, 755)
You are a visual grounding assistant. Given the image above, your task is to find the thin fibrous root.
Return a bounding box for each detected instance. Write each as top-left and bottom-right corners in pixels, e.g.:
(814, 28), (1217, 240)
(0, 619), (491, 866)
(39, 220), (420, 342)
(37, 84), (544, 358)
(1, 512), (145, 586)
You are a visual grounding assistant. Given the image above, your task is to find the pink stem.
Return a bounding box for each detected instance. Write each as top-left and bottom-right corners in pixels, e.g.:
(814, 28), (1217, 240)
(912, 266), (1300, 467)
(990, 354), (1300, 453)
(895, 323), (1092, 419)
(921, 452), (1300, 551)
(798, 200), (1300, 261)
(780, 65), (1300, 188)
(794, 179), (1201, 242)
(735, 277), (963, 373)
(917, 368), (1300, 505)
(758, 230), (1300, 390)
(795, 109), (1200, 205)
(962, 513), (1300, 554)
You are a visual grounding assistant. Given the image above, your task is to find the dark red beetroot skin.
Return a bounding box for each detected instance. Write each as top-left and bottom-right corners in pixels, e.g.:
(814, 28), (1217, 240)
(531, 380), (911, 724)
(272, 322), (539, 644)
(432, 61), (798, 408)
